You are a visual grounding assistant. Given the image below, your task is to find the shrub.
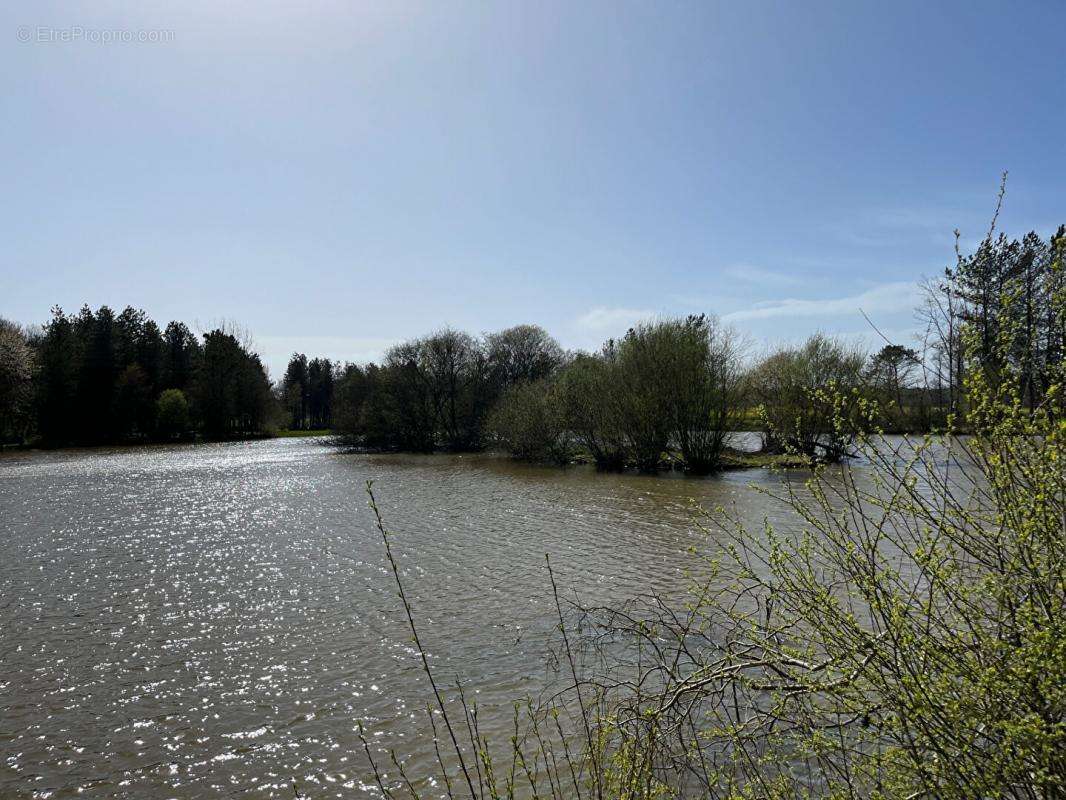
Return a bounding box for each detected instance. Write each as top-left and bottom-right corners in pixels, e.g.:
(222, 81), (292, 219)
(361, 294), (1066, 800)
(155, 388), (190, 439)
(486, 378), (573, 464)
(611, 325), (675, 472)
(748, 333), (867, 461)
(556, 352), (628, 470)
(358, 227), (1065, 796)
(0, 318), (34, 443)
(643, 315), (743, 474)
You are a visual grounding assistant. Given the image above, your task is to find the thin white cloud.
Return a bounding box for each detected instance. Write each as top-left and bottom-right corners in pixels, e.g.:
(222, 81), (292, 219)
(827, 205), (981, 249)
(722, 281), (920, 323)
(575, 306), (656, 333)
(722, 264), (802, 287)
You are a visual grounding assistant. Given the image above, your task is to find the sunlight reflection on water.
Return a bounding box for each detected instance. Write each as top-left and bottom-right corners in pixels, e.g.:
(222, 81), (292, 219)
(0, 437), (806, 797)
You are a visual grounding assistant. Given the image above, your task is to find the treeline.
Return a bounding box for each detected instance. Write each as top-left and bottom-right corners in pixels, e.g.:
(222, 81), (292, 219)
(486, 316), (743, 473)
(1, 223), (1060, 456)
(331, 325), (565, 452)
(279, 354), (336, 430)
(0, 306), (274, 446)
(920, 224), (1066, 413)
(324, 222), (1064, 471)
(327, 319), (888, 472)
(362, 280), (1066, 800)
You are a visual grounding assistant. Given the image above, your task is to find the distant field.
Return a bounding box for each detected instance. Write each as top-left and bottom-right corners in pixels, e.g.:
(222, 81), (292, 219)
(274, 429), (335, 438)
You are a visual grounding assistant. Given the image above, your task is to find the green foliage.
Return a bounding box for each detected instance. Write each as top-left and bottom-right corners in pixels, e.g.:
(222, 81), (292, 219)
(334, 317), (743, 471)
(155, 388), (190, 439)
(556, 315), (747, 473)
(864, 344), (921, 425)
(161, 321), (201, 392)
(612, 326), (675, 472)
(556, 351), (629, 469)
(115, 363), (153, 438)
(332, 363), (370, 439)
(360, 229), (1066, 799)
(420, 329), (494, 451)
(748, 333), (867, 461)
(374, 341), (438, 452)
(486, 378), (573, 464)
(334, 325), (568, 454)
(280, 353), (336, 430)
(625, 315), (743, 474)
(24, 306), (274, 445)
(919, 212), (1065, 418)
(485, 324), (565, 386)
(368, 360), (1065, 800)
(31, 304), (169, 443)
(0, 318), (34, 443)
(31, 307), (271, 444)
(947, 225), (1065, 406)
(195, 328), (274, 439)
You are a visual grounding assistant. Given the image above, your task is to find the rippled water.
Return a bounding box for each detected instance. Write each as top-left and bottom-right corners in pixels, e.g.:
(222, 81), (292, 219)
(0, 438), (806, 798)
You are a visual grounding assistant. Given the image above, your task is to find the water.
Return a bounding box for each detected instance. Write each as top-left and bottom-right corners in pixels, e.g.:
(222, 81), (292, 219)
(0, 438), (806, 798)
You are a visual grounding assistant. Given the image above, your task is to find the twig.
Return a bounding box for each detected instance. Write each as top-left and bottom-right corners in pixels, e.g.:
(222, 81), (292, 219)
(546, 554), (603, 800)
(366, 481), (480, 799)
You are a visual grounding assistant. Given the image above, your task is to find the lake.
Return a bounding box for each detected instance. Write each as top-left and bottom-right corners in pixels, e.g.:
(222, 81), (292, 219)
(0, 437), (808, 798)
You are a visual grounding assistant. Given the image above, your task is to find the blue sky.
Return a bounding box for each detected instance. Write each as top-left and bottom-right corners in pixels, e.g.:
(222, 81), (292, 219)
(2, 1), (1064, 379)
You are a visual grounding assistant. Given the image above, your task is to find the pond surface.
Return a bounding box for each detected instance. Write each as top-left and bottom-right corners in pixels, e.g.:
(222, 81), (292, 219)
(0, 437), (808, 798)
